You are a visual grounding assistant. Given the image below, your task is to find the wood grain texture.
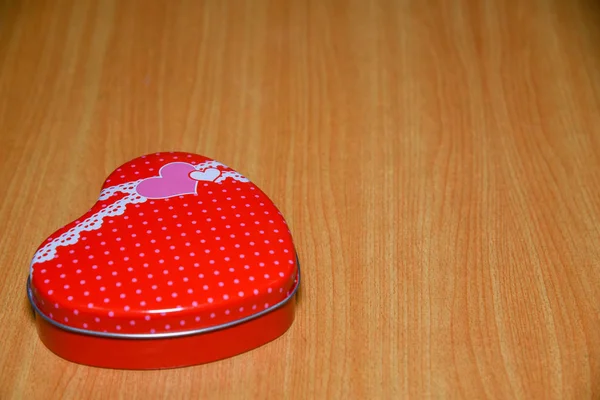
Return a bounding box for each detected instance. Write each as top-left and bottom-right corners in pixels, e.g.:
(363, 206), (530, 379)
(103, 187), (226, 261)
(1, 0), (600, 398)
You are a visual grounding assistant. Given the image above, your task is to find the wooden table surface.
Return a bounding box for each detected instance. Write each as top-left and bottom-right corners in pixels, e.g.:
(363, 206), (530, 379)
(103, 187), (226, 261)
(2, 0), (600, 398)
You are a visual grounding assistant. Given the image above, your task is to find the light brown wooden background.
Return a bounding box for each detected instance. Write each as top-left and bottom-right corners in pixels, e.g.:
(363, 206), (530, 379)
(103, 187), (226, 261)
(1, 0), (600, 399)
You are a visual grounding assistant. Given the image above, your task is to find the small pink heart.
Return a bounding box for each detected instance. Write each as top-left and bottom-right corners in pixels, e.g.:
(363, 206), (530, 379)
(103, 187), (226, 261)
(189, 168), (221, 182)
(136, 162), (197, 199)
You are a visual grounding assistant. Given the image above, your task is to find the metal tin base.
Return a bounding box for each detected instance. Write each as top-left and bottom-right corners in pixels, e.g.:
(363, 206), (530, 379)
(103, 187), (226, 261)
(33, 295), (296, 369)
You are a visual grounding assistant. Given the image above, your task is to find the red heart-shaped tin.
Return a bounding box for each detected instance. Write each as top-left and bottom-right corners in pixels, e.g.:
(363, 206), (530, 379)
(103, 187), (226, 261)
(27, 152), (300, 369)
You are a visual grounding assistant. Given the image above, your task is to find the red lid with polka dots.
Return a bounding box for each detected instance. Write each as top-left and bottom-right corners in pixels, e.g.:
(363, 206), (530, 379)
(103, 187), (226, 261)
(28, 152), (299, 336)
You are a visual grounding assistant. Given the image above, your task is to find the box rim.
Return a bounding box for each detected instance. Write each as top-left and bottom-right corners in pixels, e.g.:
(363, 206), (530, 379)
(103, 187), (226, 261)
(27, 257), (301, 340)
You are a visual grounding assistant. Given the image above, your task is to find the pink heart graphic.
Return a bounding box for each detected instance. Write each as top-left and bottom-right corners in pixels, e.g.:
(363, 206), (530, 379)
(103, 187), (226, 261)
(136, 162), (197, 199)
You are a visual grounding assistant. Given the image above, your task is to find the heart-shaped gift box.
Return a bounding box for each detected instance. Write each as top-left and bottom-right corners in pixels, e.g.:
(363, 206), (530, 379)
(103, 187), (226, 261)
(27, 152), (300, 369)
